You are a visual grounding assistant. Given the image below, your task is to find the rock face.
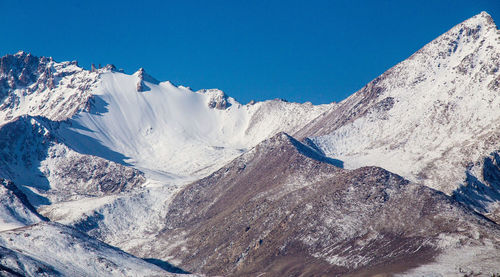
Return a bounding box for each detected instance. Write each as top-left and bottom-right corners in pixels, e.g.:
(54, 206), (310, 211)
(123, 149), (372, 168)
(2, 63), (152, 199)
(0, 51), (55, 92)
(147, 133), (500, 276)
(453, 150), (500, 222)
(200, 89), (230, 109)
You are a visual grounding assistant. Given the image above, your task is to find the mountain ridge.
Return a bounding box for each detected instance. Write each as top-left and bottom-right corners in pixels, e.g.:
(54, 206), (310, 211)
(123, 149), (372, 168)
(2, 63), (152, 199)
(0, 11), (499, 276)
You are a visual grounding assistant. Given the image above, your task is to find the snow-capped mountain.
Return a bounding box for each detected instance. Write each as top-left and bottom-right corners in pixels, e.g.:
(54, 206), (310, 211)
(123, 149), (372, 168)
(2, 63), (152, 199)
(0, 11), (500, 277)
(299, 12), (500, 220)
(0, 46), (334, 276)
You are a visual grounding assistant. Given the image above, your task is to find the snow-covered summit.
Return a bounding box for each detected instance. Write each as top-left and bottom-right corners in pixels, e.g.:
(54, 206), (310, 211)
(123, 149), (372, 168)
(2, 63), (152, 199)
(298, 11), (500, 214)
(1, 51), (56, 90)
(465, 11), (496, 27)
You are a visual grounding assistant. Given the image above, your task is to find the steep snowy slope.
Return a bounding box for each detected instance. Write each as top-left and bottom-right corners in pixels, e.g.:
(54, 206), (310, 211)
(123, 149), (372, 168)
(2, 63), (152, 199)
(0, 222), (184, 276)
(0, 179), (46, 231)
(59, 70), (332, 180)
(298, 12), (500, 210)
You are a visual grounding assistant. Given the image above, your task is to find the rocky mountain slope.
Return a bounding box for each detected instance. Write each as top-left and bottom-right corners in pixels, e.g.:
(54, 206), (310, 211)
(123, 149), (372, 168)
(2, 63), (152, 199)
(140, 133), (500, 276)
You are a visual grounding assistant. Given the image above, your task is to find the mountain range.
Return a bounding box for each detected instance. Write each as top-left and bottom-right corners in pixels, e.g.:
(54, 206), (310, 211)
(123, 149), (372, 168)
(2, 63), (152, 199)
(0, 11), (499, 276)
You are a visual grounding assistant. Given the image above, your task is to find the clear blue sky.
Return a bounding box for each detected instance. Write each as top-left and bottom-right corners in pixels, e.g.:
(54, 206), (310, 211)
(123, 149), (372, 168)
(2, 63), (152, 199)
(1, 0), (498, 104)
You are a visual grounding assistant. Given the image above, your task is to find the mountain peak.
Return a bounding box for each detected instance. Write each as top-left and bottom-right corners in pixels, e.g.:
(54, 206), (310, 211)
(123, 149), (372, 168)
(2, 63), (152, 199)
(452, 11), (497, 34)
(0, 52), (99, 123)
(297, 9), (500, 221)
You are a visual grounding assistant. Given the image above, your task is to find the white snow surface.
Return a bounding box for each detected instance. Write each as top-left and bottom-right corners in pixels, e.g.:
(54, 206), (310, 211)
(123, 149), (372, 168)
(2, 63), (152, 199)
(60, 70), (332, 181)
(310, 12), (500, 194)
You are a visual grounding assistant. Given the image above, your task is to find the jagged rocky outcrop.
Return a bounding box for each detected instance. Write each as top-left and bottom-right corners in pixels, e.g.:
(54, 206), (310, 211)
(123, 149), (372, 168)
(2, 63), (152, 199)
(139, 133), (500, 276)
(0, 52), (100, 124)
(0, 51), (57, 94)
(199, 89), (230, 109)
(134, 68), (159, 92)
